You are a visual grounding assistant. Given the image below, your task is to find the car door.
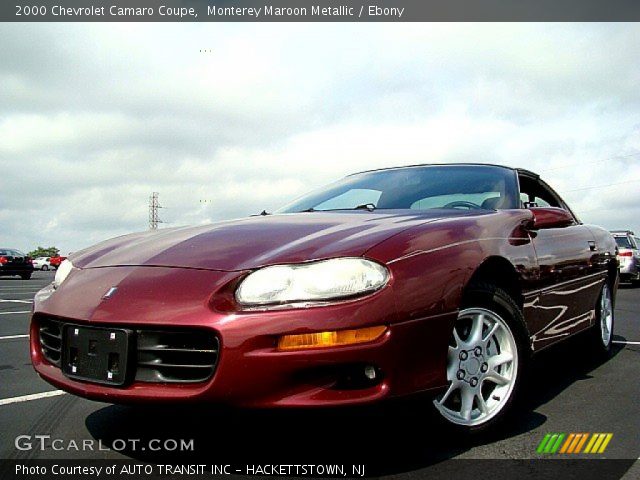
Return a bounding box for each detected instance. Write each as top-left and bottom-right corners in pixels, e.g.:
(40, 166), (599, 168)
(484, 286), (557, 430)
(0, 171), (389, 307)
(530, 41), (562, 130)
(518, 173), (605, 350)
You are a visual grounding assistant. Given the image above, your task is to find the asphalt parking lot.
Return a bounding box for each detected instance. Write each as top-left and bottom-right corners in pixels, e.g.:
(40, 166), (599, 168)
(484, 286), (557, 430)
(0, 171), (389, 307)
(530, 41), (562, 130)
(0, 271), (638, 478)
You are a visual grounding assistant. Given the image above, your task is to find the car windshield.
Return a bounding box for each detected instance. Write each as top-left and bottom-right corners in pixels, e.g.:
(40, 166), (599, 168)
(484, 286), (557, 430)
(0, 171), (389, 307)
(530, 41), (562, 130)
(615, 236), (633, 249)
(276, 165), (519, 213)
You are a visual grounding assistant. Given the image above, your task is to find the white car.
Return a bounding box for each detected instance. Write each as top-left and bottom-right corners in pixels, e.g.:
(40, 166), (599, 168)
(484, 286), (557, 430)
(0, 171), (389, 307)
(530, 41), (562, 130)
(32, 257), (51, 270)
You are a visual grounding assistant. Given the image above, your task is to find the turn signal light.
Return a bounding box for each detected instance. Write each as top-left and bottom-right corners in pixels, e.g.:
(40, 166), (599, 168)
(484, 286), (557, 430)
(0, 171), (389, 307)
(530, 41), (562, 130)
(278, 325), (387, 351)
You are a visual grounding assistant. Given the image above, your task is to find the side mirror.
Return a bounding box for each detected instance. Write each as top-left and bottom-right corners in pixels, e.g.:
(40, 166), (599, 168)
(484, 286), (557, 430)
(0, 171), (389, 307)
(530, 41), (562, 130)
(529, 207), (575, 229)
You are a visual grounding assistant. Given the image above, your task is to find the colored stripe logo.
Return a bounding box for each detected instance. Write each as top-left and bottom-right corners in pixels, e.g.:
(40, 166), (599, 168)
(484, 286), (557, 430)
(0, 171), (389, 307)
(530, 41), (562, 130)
(537, 433), (613, 454)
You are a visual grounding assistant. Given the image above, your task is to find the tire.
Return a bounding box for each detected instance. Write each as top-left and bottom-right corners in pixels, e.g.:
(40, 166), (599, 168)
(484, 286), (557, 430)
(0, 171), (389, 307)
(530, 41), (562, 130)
(432, 283), (530, 433)
(42, 265), (49, 271)
(20, 273), (31, 280)
(586, 282), (614, 356)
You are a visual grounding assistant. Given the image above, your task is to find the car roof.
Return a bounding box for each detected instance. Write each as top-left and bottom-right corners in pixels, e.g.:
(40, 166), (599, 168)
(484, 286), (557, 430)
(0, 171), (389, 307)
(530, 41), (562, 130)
(611, 230), (635, 236)
(349, 163), (540, 177)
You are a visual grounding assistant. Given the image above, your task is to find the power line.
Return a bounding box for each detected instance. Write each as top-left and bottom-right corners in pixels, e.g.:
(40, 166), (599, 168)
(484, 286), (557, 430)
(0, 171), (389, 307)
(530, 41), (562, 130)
(541, 152), (640, 173)
(561, 177), (640, 193)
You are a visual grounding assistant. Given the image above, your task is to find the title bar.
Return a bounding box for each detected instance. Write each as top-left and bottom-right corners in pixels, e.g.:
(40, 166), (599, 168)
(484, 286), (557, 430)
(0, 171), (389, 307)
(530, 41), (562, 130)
(2, 0), (640, 22)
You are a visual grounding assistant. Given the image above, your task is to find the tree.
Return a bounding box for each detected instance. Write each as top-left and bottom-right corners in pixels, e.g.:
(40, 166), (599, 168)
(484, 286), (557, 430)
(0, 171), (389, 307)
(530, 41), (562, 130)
(28, 246), (60, 258)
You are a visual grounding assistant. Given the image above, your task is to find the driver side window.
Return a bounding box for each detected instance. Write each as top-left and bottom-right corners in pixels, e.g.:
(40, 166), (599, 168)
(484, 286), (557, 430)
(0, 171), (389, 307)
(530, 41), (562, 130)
(518, 175), (562, 208)
(519, 193), (552, 208)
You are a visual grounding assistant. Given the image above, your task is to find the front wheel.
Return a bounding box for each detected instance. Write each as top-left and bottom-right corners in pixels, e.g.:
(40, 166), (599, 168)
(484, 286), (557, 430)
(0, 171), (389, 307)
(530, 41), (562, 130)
(20, 273), (31, 280)
(42, 265), (49, 271)
(433, 285), (529, 432)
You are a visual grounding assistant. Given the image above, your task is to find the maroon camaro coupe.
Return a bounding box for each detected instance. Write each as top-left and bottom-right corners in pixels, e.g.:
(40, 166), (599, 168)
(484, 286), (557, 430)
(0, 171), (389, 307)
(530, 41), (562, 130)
(31, 164), (617, 431)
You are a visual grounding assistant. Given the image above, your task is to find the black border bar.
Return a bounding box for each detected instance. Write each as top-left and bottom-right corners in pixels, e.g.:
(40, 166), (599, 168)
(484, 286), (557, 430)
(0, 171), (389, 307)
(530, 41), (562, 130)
(2, 0), (640, 22)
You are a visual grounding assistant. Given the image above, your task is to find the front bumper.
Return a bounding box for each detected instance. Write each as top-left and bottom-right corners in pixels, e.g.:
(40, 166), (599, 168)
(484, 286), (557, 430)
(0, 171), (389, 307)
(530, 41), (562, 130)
(31, 266), (453, 407)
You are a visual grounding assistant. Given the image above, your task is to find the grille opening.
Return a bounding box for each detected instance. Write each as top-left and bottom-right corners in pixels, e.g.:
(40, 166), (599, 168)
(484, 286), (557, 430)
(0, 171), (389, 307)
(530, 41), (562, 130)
(39, 318), (62, 366)
(37, 316), (219, 385)
(135, 329), (219, 383)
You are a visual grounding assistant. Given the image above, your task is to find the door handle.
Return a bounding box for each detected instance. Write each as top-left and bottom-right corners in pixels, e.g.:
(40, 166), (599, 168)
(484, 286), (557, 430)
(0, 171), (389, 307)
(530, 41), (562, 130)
(588, 241), (597, 251)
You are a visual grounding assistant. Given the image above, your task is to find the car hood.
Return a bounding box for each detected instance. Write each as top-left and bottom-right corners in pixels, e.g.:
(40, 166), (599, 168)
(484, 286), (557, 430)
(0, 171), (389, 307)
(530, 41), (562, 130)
(71, 210), (490, 271)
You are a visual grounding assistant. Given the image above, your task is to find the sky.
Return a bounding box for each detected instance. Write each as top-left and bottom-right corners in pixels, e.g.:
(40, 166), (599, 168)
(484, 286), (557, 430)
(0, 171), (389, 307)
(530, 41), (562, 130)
(1, 22), (639, 254)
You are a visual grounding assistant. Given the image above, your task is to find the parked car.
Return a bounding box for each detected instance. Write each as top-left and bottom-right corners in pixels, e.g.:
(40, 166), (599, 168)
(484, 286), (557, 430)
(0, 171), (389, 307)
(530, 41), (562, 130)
(0, 248), (34, 279)
(49, 256), (67, 270)
(32, 257), (52, 271)
(31, 164), (617, 432)
(611, 230), (640, 285)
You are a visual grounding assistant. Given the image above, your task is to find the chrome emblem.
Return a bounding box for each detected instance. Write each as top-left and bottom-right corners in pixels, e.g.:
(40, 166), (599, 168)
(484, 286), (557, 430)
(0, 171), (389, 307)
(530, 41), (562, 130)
(102, 286), (118, 299)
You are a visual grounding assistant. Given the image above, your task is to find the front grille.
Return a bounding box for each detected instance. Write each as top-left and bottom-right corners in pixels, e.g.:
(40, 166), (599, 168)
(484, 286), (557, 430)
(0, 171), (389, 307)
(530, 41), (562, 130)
(39, 318), (62, 366)
(37, 317), (219, 384)
(135, 329), (219, 383)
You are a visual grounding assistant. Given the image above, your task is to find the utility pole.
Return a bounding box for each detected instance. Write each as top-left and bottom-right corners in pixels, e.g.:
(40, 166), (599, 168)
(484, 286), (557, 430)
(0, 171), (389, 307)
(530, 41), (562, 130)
(149, 192), (163, 230)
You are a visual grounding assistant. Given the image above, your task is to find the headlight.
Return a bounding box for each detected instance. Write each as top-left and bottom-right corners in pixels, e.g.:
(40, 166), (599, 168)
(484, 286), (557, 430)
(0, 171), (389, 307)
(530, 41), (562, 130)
(236, 258), (389, 307)
(53, 259), (74, 288)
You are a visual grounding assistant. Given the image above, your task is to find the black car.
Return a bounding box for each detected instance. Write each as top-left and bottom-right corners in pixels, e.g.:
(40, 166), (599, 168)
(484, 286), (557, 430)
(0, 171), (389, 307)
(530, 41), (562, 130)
(0, 248), (34, 279)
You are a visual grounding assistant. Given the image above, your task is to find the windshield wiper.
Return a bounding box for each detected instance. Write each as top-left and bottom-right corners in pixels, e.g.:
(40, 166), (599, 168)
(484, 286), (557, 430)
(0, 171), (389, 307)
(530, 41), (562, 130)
(298, 204), (376, 213)
(251, 210), (271, 216)
(353, 203), (376, 211)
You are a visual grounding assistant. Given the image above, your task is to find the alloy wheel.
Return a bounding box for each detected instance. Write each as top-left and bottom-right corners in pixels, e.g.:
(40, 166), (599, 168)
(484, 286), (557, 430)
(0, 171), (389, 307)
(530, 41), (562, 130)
(434, 307), (518, 426)
(599, 284), (613, 347)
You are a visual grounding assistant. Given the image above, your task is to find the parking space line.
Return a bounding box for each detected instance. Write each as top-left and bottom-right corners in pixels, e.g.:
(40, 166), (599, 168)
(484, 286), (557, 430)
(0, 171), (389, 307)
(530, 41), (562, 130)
(0, 334), (29, 340)
(0, 300), (33, 304)
(613, 340), (640, 345)
(0, 390), (66, 406)
(0, 310), (31, 315)
(0, 289), (40, 291)
(0, 285), (45, 288)
(0, 292), (38, 295)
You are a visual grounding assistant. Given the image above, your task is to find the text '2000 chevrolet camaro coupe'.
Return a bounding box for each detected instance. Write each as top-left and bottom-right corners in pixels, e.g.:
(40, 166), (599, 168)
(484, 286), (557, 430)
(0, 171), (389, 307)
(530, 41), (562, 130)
(31, 164), (617, 431)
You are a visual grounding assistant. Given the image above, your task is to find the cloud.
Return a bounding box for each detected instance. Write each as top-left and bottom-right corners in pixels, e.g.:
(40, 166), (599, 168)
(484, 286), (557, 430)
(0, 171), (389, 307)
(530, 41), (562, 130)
(1, 22), (639, 253)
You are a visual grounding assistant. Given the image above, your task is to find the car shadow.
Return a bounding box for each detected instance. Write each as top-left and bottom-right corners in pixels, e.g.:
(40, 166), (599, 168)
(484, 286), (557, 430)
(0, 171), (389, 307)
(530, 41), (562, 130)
(525, 333), (625, 410)
(84, 332), (623, 475)
(86, 403), (545, 474)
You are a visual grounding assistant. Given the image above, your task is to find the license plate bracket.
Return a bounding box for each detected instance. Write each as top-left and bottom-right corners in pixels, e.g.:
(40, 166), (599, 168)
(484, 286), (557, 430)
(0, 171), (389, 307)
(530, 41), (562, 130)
(61, 325), (133, 386)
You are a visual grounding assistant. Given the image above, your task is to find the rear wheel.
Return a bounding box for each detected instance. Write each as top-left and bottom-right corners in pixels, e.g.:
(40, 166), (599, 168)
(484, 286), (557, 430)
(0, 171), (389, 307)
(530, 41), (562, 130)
(42, 265), (49, 271)
(433, 284), (529, 432)
(20, 273), (31, 280)
(586, 282), (614, 355)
